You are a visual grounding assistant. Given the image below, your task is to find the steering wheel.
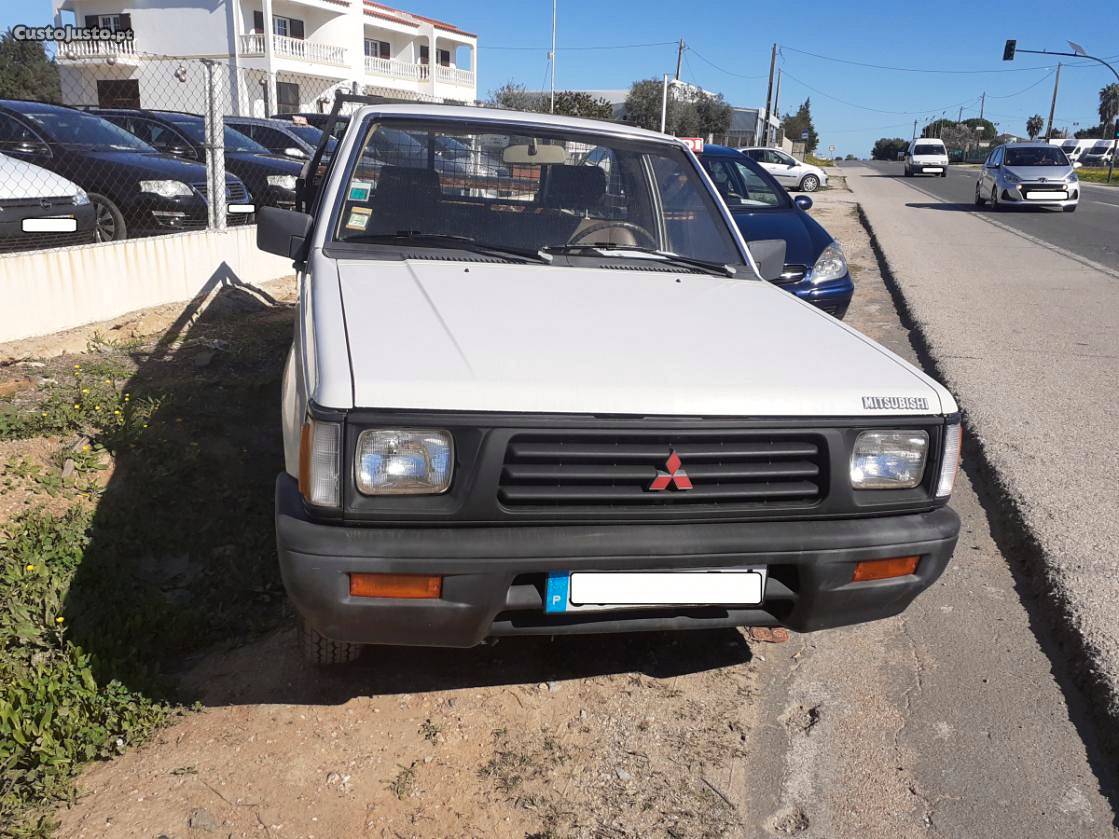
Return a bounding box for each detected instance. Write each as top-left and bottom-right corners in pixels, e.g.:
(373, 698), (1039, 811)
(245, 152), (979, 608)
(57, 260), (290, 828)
(567, 220), (658, 249)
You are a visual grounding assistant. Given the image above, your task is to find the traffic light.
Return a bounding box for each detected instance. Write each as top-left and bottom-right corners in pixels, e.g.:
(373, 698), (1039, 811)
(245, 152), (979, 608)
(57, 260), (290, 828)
(1114, 117), (1119, 139)
(1002, 39), (1017, 61)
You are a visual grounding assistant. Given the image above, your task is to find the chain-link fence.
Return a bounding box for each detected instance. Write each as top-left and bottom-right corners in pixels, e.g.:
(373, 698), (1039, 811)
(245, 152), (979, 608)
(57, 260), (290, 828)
(0, 53), (369, 253)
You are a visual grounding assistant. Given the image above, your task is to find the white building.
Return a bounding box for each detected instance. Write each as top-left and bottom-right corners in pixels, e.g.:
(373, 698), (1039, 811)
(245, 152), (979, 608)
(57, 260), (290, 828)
(50, 0), (478, 115)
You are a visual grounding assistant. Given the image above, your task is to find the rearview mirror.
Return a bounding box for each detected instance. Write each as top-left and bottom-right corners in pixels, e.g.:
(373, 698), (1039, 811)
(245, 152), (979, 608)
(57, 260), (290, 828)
(284, 147), (307, 159)
(257, 206), (313, 263)
(794, 195), (813, 211)
(502, 143), (567, 165)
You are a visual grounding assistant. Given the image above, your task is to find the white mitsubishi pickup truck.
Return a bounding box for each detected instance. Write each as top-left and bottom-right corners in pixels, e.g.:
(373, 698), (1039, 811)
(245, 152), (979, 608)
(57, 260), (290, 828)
(257, 102), (961, 664)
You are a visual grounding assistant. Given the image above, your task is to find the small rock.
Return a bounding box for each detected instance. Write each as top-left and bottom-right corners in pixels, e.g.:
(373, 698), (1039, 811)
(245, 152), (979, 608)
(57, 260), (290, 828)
(538, 682), (549, 691)
(615, 767), (633, 783)
(61, 459), (76, 480)
(325, 771), (342, 786)
(193, 350), (216, 369)
(768, 807), (809, 835)
(547, 680), (560, 693)
(16, 361), (46, 368)
(188, 807), (218, 831)
(578, 709), (588, 720)
(748, 626), (790, 644)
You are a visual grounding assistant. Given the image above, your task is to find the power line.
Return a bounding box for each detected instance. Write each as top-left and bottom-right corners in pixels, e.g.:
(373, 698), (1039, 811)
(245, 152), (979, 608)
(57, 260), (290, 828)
(481, 40), (677, 51)
(778, 68), (980, 115)
(986, 70), (1056, 98)
(686, 45), (769, 80)
(779, 44), (1119, 75)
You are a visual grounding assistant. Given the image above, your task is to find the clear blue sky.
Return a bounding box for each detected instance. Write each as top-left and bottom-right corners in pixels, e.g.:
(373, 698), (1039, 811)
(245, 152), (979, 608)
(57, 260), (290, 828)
(5, 0), (1116, 156)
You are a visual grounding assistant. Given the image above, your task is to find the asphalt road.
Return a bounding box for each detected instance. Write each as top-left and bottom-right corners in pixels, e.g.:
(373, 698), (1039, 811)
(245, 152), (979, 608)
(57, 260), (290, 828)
(852, 160), (1119, 275)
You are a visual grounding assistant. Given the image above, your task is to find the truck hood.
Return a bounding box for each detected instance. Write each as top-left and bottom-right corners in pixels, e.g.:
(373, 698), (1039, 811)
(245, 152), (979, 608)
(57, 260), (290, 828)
(0, 152), (82, 199)
(330, 260), (953, 417)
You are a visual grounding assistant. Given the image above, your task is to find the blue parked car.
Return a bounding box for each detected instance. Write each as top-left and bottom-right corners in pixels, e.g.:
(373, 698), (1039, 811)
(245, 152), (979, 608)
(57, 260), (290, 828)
(699, 144), (853, 318)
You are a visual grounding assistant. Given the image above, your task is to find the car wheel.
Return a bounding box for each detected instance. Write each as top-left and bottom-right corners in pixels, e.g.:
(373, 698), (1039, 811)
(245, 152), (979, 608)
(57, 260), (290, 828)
(904, 166), (911, 177)
(299, 617), (362, 665)
(991, 187), (1000, 211)
(89, 194), (127, 242)
(1063, 204), (1077, 213)
(974, 183), (986, 206)
(941, 170), (948, 178)
(800, 174), (820, 192)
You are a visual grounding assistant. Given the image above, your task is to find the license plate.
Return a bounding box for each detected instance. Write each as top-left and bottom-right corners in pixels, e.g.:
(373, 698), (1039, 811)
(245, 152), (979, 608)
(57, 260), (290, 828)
(923, 167), (943, 173)
(1026, 191), (1066, 200)
(227, 203), (255, 214)
(544, 569), (766, 613)
(22, 217), (77, 233)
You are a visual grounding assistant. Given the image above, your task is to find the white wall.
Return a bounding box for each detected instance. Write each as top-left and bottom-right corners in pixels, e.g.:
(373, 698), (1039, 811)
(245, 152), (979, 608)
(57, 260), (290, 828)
(0, 226), (292, 343)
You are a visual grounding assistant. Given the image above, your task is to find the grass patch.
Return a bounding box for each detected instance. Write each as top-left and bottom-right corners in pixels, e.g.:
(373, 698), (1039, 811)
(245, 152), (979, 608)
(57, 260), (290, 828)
(0, 285), (293, 834)
(1076, 168), (1118, 185)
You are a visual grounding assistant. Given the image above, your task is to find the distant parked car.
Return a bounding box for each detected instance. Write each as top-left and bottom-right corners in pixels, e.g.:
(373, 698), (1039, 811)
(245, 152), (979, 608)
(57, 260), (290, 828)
(271, 112), (350, 138)
(699, 144), (853, 318)
(91, 109), (302, 210)
(740, 146), (828, 192)
(974, 141), (1079, 213)
(224, 116), (337, 160)
(1079, 140), (1115, 167)
(0, 152), (95, 251)
(0, 100), (253, 242)
(904, 139), (949, 177)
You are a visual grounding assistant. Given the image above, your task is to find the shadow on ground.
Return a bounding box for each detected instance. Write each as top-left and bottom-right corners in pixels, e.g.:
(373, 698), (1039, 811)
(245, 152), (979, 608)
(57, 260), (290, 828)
(60, 267), (751, 709)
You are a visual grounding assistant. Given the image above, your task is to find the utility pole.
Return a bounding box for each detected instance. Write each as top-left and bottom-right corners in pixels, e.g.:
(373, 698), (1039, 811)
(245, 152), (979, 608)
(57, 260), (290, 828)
(979, 92), (985, 121)
(674, 38), (685, 81)
(958, 106), (963, 123)
(1044, 62), (1062, 140)
(548, 0), (557, 113)
(912, 119), (918, 141)
(772, 68), (782, 131)
(762, 43), (777, 147)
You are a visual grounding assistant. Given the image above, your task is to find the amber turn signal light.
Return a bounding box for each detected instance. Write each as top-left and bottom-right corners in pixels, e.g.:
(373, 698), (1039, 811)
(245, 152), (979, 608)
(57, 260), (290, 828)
(349, 573), (442, 599)
(852, 556), (920, 582)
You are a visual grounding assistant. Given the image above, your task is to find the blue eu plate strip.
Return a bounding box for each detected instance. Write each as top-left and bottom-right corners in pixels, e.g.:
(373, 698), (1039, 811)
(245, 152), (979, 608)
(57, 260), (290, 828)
(544, 572), (570, 613)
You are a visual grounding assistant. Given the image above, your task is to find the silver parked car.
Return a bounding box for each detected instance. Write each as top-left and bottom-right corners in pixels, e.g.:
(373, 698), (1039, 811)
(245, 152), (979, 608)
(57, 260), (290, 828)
(740, 147), (828, 192)
(974, 142), (1080, 213)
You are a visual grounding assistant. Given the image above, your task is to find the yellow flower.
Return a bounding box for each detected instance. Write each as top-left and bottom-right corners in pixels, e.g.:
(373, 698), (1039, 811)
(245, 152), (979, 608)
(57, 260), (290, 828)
(73, 404), (81, 410)
(82, 445), (91, 453)
(81, 388), (89, 394)
(25, 564), (35, 572)
(73, 364), (81, 370)
(55, 616), (64, 625)
(41, 411), (48, 417)
(113, 409), (122, 416)
(142, 423), (149, 429)
(104, 379), (111, 385)
(124, 393), (131, 401)
(94, 406), (101, 412)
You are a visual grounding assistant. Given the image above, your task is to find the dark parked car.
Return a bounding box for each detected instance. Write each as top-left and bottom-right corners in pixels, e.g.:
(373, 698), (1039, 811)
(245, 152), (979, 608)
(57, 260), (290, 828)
(699, 144), (853, 318)
(271, 112), (350, 138)
(91, 108), (303, 210)
(224, 116), (337, 160)
(0, 100), (252, 242)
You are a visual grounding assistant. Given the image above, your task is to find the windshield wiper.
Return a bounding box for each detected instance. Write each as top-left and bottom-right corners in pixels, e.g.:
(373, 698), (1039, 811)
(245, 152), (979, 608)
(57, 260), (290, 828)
(346, 232), (551, 264)
(542, 244), (737, 277)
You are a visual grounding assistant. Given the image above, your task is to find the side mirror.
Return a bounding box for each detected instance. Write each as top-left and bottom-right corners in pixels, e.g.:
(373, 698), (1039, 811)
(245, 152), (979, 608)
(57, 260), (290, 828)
(14, 140), (50, 157)
(257, 206), (313, 263)
(787, 160), (797, 168)
(794, 195), (813, 211)
(169, 145), (198, 160)
(1073, 161), (1082, 169)
(284, 147), (307, 159)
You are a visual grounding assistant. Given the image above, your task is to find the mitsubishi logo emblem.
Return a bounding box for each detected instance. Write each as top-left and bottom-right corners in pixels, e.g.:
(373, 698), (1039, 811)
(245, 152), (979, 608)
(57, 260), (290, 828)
(648, 450), (693, 491)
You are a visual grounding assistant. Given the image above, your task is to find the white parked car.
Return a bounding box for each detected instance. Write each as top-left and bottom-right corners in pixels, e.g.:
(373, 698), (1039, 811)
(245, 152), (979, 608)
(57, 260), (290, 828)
(0, 152), (95, 251)
(257, 103), (962, 664)
(904, 139), (949, 177)
(740, 147), (827, 192)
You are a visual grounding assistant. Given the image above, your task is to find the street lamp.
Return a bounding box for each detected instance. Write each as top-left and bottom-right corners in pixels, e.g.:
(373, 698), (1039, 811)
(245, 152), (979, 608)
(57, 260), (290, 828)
(1003, 38), (1119, 182)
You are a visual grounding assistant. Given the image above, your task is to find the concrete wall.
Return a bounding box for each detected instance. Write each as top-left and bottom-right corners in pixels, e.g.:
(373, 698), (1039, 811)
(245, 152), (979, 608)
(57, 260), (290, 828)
(0, 226), (293, 343)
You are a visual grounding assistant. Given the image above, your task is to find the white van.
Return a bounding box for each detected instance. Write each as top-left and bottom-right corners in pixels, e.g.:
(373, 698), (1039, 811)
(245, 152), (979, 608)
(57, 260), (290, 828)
(905, 138), (949, 177)
(1080, 140), (1115, 167)
(1052, 138), (1095, 163)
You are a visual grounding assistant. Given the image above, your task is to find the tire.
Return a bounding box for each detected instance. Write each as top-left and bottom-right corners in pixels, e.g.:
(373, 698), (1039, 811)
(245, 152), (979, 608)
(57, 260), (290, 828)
(904, 166), (912, 177)
(299, 617), (362, 665)
(1063, 204), (1077, 213)
(990, 187), (1000, 211)
(941, 170), (948, 178)
(800, 174), (820, 192)
(974, 183), (986, 206)
(89, 194), (127, 242)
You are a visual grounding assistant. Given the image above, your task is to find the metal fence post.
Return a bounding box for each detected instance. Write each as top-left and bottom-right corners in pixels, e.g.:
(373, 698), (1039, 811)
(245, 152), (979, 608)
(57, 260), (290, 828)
(203, 59), (227, 231)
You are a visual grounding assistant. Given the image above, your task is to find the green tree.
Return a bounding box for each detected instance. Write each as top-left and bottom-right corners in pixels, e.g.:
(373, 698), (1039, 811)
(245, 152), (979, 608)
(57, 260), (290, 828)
(694, 91), (733, 138)
(487, 81), (545, 112)
(962, 117), (997, 142)
(1025, 114), (1044, 140)
(941, 123), (977, 151)
(871, 137), (908, 160)
(551, 90), (614, 120)
(623, 79), (733, 138)
(921, 118), (956, 138)
(782, 99), (818, 153)
(1098, 83), (1119, 126)
(0, 29), (60, 102)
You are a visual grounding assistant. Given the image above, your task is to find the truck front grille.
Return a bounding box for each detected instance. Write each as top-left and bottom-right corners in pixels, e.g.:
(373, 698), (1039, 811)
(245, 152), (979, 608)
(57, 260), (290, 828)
(498, 430), (826, 510)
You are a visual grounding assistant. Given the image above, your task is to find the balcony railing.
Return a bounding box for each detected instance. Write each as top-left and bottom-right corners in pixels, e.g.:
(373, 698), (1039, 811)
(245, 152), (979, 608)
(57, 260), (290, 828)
(238, 33), (347, 67)
(435, 64), (475, 87)
(54, 39), (138, 62)
(364, 55), (428, 81)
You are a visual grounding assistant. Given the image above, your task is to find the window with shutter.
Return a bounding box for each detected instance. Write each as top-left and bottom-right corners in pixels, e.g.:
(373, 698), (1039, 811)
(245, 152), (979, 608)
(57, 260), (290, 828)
(289, 19), (304, 39)
(119, 13), (131, 30)
(253, 11), (263, 33)
(437, 49), (451, 67)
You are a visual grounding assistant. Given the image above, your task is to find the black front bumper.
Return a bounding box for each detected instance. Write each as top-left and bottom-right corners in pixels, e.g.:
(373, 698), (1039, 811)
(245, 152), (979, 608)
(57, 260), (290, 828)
(276, 474), (959, 647)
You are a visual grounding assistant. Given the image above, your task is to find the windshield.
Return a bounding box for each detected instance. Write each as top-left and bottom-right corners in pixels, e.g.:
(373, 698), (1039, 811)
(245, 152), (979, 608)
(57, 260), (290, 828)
(333, 119), (744, 267)
(287, 123), (337, 154)
(163, 117), (268, 153)
(913, 144), (944, 156)
(1090, 143), (1110, 153)
(1004, 146), (1069, 167)
(24, 110), (154, 151)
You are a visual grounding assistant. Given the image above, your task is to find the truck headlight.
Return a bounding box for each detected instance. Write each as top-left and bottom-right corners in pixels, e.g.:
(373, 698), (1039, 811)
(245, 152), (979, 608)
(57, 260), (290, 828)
(356, 429), (453, 495)
(935, 420), (962, 498)
(851, 430), (928, 490)
(139, 179), (193, 197)
(299, 418), (341, 507)
(267, 174), (298, 190)
(808, 241), (848, 285)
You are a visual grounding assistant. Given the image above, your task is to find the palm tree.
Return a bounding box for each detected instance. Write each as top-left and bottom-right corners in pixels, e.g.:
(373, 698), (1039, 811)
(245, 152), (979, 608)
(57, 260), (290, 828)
(1026, 114), (1044, 139)
(1100, 83), (1119, 128)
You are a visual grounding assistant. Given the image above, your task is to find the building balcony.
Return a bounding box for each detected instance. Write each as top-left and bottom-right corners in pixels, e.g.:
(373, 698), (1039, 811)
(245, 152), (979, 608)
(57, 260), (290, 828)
(238, 33), (347, 67)
(434, 64), (474, 88)
(364, 55), (428, 82)
(54, 38), (140, 65)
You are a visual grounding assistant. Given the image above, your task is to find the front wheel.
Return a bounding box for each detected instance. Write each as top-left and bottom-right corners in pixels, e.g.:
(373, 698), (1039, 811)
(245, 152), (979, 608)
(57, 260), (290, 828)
(299, 617), (362, 665)
(990, 187), (1001, 211)
(974, 183), (986, 206)
(800, 174), (820, 192)
(1063, 204), (1077, 213)
(940, 170), (948, 178)
(89, 194), (127, 242)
